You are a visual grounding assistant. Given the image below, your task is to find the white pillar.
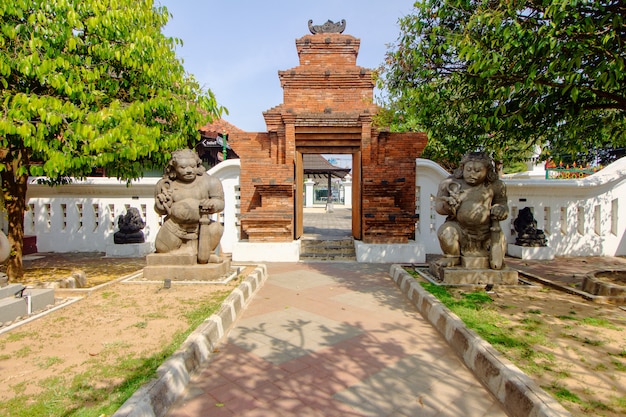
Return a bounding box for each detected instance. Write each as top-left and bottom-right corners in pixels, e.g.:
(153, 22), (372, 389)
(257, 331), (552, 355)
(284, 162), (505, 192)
(305, 179), (315, 208)
(343, 175), (352, 208)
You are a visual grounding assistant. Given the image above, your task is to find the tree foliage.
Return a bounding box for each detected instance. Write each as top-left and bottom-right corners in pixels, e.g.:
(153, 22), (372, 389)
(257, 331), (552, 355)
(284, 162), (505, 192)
(377, 0), (625, 166)
(0, 0), (225, 280)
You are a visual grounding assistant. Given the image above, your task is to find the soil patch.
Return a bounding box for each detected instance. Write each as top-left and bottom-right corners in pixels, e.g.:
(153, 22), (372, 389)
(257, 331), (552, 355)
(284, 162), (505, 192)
(0, 253), (252, 416)
(416, 255), (626, 417)
(1, 254), (625, 417)
(485, 285), (626, 417)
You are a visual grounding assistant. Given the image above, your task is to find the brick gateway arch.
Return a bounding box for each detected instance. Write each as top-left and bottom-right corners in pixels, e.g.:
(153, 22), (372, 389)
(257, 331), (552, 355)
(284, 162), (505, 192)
(223, 25), (427, 260)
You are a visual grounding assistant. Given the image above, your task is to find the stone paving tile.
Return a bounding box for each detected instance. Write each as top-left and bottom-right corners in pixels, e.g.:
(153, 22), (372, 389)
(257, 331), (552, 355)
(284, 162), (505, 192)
(165, 262), (506, 417)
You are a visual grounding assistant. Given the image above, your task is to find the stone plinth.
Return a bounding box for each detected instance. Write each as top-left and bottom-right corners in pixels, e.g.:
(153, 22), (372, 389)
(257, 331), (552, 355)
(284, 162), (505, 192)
(507, 244), (555, 260)
(143, 253), (231, 281)
(355, 241), (425, 264)
(582, 270), (626, 301)
(429, 263), (519, 285)
(26, 288), (55, 313)
(106, 242), (153, 258)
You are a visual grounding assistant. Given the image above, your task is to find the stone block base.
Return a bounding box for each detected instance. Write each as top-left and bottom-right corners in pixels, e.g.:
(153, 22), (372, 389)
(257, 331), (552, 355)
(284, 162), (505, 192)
(0, 287), (55, 322)
(0, 284), (25, 299)
(0, 297), (27, 323)
(26, 288), (55, 312)
(507, 244), (555, 260)
(143, 260), (231, 281)
(429, 263), (519, 285)
(233, 241), (300, 262)
(106, 242), (153, 258)
(146, 253), (196, 266)
(355, 241), (425, 263)
(144, 253), (231, 281)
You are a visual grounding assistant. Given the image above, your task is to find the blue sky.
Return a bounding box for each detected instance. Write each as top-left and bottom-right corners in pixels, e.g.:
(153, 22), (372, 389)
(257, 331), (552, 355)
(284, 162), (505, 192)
(158, 1), (415, 132)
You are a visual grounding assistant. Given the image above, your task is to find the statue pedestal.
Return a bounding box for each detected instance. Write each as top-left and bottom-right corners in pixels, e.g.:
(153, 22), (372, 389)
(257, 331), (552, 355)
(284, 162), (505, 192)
(143, 253), (231, 281)
(106, 242), (153, 258)
(429, 262), (518, 285)
(507, 244), (555, 260)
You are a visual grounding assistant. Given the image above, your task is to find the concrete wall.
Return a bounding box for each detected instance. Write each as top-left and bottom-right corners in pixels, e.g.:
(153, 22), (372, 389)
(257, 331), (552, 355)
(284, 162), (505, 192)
(24, 159), (241, 255)
(415, 157), (626, 257)
(19, 156), (626, 258)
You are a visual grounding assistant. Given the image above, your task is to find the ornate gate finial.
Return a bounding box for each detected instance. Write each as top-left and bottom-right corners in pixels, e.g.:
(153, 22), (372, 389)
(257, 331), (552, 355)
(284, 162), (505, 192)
(308, 19), (346, 34)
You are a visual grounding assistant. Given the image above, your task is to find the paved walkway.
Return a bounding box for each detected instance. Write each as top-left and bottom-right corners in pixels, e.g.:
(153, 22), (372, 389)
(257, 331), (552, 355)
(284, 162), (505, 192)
(166, 262), (506, 417)
(302, 206), (352, 240)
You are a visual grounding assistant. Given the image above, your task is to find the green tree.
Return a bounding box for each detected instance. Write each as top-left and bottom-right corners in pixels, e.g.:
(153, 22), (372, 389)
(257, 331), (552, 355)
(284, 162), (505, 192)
(377, 0), (625, 167)
(1, 0), (224, 280)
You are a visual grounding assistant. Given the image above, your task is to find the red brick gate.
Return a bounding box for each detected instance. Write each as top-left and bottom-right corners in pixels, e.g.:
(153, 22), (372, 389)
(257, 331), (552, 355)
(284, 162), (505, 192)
(222, 28), (427, 244)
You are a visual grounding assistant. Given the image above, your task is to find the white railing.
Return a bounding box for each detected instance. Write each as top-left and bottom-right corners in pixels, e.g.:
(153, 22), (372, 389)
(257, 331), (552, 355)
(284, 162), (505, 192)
(9, 156), (626, 258)
(415, 157), (626, 257)
(20, 159), (242, 255)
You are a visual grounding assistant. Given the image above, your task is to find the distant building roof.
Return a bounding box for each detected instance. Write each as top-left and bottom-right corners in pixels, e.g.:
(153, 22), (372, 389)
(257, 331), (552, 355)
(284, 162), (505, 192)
(200, 118), (245, 137)
(303, 154), (350, 180)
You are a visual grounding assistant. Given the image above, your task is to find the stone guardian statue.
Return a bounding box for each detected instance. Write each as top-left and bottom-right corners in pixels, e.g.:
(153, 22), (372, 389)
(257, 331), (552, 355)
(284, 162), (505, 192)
(434, 152), (509, 271)
(153, 149), (224, 264)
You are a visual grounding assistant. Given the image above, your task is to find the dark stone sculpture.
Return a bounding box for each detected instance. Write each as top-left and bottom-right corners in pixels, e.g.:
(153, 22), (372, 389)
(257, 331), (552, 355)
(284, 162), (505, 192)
(513, 207), (547, 247)
(308, 19), (346, 34)
(113, 207), (146, 244)
(434, 152), (509, 270)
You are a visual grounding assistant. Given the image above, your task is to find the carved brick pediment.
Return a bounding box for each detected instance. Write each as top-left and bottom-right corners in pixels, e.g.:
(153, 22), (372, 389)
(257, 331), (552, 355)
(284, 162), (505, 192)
(308, 19), (346, 34)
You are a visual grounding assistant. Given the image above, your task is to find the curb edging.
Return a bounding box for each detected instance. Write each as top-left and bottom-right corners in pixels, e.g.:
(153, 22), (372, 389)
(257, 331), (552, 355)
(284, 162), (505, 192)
(390, 265), (572, 417)
(113, 265), (268, 417)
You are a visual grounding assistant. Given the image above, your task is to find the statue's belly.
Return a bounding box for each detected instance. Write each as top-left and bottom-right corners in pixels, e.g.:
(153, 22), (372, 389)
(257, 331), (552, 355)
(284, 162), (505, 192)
(456, 204), (490, 226)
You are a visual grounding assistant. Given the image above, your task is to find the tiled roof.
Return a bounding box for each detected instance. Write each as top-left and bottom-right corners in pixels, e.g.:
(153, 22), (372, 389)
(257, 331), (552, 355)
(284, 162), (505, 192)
(304, 154), (350, 179)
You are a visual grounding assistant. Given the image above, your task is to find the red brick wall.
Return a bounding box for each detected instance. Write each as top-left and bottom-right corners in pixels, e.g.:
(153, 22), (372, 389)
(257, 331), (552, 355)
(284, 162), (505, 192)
(361, 132), (428, 243)
(217, 32), (428, 244)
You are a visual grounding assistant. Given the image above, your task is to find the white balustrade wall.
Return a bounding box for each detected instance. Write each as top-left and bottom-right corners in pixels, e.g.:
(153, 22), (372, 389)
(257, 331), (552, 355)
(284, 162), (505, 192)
(415, 157), (626, 257)
(7, 157), (626, 258)
(20, 159), (242, 255)
(24, 177), (160, 253)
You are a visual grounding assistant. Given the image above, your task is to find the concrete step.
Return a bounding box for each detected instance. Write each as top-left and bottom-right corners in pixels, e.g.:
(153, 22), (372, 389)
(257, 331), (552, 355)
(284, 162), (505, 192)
(0, 287), (55, 323)
(301, 246), (356, 255)
(0, 284), (25, 299)
(26, 288), (55, 313)
(0, 297), (27, 323)
(300, 254), (357, 261)
(300, 238), (356, 261)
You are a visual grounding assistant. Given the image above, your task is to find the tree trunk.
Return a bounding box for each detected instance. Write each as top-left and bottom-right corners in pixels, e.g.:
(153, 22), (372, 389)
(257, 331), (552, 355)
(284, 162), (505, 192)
(1, 153), (28, 282)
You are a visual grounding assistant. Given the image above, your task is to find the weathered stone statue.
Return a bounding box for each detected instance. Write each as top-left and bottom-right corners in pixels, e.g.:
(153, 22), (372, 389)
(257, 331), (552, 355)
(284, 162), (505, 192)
(113, 207), (146, 244)
(434, 152), (509, 271)
(154, 149), (224, 264)
(513, 207), (547, 247)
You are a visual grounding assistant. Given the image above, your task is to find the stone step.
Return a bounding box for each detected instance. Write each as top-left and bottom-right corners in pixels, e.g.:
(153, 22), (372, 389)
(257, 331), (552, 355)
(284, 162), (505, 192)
(301, 239), (354, 248)
(26, 288), (56, 313)
(0, 287), (55, 323)
(300, 254), (357, 261)
(301, 245), (356, 254)
(0, 284), (25, 300)
(0, 297), (27, 323)
(300, 239), (356, 261)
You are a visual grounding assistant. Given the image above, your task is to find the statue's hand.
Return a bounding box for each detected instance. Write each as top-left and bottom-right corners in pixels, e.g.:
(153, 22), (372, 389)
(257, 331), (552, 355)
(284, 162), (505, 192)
(490, 205), (508, 220)
(157, 193), (172, 207)
(200, 199), (215, 212)
(444, 196), (460, 209)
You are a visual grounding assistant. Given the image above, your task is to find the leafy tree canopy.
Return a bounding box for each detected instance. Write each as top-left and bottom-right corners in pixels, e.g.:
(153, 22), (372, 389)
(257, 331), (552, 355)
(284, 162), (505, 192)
(1, 0), (224, 180)
(377, 0), (625, 167)
(0, 0), (225, 279)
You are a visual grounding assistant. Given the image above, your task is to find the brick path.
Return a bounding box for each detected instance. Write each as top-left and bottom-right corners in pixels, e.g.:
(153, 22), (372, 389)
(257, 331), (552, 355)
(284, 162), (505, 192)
(166, 262), (506, 417)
